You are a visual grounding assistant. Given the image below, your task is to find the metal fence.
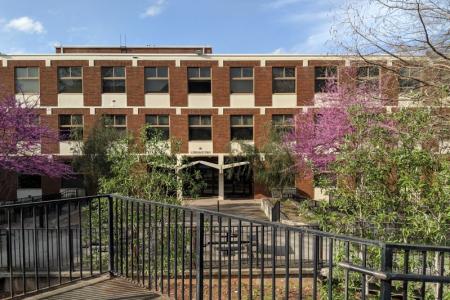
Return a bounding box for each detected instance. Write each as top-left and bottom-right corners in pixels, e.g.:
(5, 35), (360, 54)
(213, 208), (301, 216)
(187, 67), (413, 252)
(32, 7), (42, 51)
(0, 195), (450, 299)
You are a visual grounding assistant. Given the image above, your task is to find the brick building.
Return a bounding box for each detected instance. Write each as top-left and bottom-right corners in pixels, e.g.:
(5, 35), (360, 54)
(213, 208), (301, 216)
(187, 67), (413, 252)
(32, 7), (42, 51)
(0, 45), (417, 201)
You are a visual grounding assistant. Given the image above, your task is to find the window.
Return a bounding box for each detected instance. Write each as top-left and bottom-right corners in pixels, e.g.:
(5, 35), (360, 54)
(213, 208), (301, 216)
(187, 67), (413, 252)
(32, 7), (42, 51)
(272, 67), (296, 93)
(102, 67), (126, 93)
(272, 114), (294, 134)
(231, 115), (253, 141)
(15, 67), (39, 94)
(61, 174), (84, 189)
(315, 66), (337, 92)
(145, 67), (169, 93)
(399, 67), (421, 92)
(189, 115), (211, 141)
(18, 174), (41, 189)
(230, 67), (253, 93)
(103, 114), (127, 133)
(59, 114), (83, 141)
(58, 67), (83, 93)
(145, 115), (170, 140)
(188, 67), (211, 93)
(357, 66), (379, 88)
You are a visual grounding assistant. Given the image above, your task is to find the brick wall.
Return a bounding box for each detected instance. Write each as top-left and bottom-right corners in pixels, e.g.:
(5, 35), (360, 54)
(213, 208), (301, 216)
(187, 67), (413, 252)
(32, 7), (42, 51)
(254, 67), (272, 106)
(213, 115), (230, 153)
(126, 66), (145, 106)
(83, 66), (101, 106)
(170, 115), (188, 153)
(212, 66), (230, 106)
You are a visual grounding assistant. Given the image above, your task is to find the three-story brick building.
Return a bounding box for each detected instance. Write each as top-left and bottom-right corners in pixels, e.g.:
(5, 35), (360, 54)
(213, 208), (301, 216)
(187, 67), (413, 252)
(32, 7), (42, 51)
(0, 45), (414, 201)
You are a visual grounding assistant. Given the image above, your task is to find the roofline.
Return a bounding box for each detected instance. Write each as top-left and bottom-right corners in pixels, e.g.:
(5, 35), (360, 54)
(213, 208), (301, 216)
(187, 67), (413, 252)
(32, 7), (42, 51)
(55, 44), (213, 49)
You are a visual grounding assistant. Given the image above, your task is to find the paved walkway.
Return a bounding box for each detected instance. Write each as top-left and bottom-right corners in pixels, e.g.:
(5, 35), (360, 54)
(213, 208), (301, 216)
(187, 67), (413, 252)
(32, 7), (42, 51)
(183, 198), (268, 221)
(25, 275), (165, 300)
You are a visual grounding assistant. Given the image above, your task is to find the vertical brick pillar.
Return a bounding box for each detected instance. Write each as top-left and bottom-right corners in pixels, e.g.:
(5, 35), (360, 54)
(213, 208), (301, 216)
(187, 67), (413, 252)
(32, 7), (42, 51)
(254, 66), (272, 106)
(381, 68), (399, 106)
(212, 66), (230, 107)
(126, 66), (145, 106)
(254, 114), (270, 149)
(42, 176), (61, 195)
(170, 66), (188, 107)
(0, 170), (18, 202)
(170, 115), (188, 153)
(297, 66), (314, 106)
(40, 66), (58, 106)
(213, 115), (230, 153)
(0, 67), (14, 98)
(84, 66), (102, 106)
(40, 114), (59, 154)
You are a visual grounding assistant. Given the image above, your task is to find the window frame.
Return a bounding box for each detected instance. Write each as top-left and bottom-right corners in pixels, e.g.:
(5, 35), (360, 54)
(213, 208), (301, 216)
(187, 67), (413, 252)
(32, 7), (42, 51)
(272, 114), (294, 134)
(399, 67), (421, 93)
(103, 114), (127, 133)
(58, 66), (83, 94)
(145, 114), (170, 140)
(101, 67), (126, 93)
(187, 67), (212, 94)
(15, 67), (40, 94)
(314, 66), (338, 93)
(188, 115), (212, 141)
(357, 66), (380, 88)
(272, 67), (296, 94)
(230, 67), (254, 94)
(230, 115), (254, 141)
(144, 67), (169, 94)
(58, 114), (84, 141)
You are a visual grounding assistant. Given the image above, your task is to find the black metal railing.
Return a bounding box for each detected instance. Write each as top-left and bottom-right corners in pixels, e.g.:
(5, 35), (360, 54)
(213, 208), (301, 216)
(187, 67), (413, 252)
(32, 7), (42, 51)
(0, 195), (449, 299)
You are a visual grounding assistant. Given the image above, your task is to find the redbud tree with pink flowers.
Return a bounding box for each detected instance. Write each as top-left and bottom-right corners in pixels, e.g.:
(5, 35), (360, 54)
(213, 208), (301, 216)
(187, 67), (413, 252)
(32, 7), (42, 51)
(284, 80), (449, 246)
(0, 95), (71, 198)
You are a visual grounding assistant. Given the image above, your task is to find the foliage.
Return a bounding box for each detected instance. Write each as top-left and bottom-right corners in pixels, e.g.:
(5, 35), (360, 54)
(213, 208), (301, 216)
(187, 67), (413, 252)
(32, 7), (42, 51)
(72, 118), (124, 195)
(286, 83), (450, 246)
(98, 126), (204, 204)
(228, 127), (299, 194)
(0, 95), (71, 176)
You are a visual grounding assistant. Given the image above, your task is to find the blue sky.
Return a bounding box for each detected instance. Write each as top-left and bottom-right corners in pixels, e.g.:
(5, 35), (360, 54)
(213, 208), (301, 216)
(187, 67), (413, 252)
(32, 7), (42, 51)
(0, 0), (341, 54)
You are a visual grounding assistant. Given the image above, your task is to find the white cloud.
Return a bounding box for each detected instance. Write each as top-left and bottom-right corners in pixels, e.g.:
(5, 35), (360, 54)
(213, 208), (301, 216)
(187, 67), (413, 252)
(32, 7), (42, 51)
(142, 0), (167, 17)
(4, 17), (45, 34)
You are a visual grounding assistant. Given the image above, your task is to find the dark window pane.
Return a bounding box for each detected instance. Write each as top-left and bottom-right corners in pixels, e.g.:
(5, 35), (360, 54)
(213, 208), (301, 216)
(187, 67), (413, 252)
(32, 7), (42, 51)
(242, 115), (253, 125)
(103, 80), (125, 93)
(230, 67), (241, 79)
(146, 115), (158, 125)
(147, 127), (170, 140)
(58, 67), (70, 78)
(201, 116), (211, 125)
(230, 80), (253, 93)
(273, 79), (295, 93)
(15, 67), (28, 78)
(71, 67), (82, 77)
(200, 67), (211, 77)
(231, 116), (241, 125)
(145, 67), (157, 78)
(189, 128), (212, 140)
(188, 80), (211, 93)
(368, 67), (379, 77)
(188, 67), (199, 78)
(272, 67), (284, 78)
(315, 67), (327, 78)
(114, 67), (125, 77)
(145, 79), (169, 93)
(18, 174), (41, 189)
(315, 79), (326, 93)
(231, 127), (253, 140)
(285, 67), (295, 77)
(159, 115), (169, 125)
(189, 115), (200, 125)
(61, 174), (84, 188)
(157, 67), (168, 77)
(72, 115), (83, 125)
(58, 79), (82, 93)
(102, 67), (113, 77)
(242, 67), (253, 77)
(59, 115), (71, 125)
(115, 115), (126, 125)
(15, 79), (39, 93)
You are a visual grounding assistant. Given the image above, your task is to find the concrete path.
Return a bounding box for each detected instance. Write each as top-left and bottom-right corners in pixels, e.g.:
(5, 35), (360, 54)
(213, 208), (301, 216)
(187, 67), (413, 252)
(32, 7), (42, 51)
(183, 198), (269, 221)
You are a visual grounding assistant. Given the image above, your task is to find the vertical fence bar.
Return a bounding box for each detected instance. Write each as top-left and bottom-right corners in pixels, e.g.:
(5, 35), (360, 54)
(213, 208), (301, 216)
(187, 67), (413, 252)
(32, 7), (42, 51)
(154, 204), (158, 290)
(227, 218), (231, 300)
(148, 204), (152, 290)
(238, 219), (242, 300)
(21, 207), (26, 294)
(196, 212), (204, 300)
(218, 216), (222, 300)
(160, 206), (164, 293)
(181, 210), (186, 300)
(209, 214), (213, 300)
(271, 226), (276, 300)
(344, 241), (349, 300)
(131, 202), (134, 281)
(379, 245), (393, 300)
(125, 200), (129, 278)
(108, 196), (114, 274)
(89, 201), (93, 276)
(167, 208), (171, 296)
(438, 251), (444, 299)
(33, 206), (39, 291)
(7, 209), (13, 298)
(45, 205), (50, 288)
(402, 250), (409, 300)
(285, 229), (290, 300)
(57, 204), (62, 285)
(120, 199), (124, 276)
(98, 198), (103, 274)
(260, 225), (265, 300)
(328, 238), (333, 300)
(136, 203), (140, 283)
(420, 250), (427, 298)
(249, 222), (253, 300)
(361, 244), (367, 300)
(174, 208), (179, 300)
(299, 232), (303, 300)
(142, 203), (146, 287)
(312, 235), (319, 300)
(79, 200), (83, 279)
(68, 201), (73, 281)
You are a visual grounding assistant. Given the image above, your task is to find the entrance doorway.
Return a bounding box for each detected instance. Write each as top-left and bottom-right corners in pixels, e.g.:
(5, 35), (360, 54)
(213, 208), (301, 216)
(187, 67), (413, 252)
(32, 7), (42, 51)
(224, 157), (253, 198)
(183, 157), (219, 197)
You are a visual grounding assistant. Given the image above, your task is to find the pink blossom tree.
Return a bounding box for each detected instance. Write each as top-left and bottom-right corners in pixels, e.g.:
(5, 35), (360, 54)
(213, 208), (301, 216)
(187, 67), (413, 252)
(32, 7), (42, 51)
(0, 95), (71, 177)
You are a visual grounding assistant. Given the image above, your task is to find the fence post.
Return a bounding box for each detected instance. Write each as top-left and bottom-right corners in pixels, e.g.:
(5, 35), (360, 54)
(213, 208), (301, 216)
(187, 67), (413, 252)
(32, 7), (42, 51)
(196, 212), (204, 300)
(379, 244), (393, 300)
(108, 195), (115, 274)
